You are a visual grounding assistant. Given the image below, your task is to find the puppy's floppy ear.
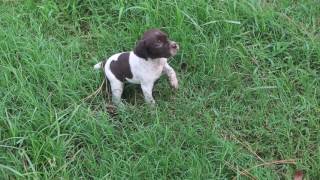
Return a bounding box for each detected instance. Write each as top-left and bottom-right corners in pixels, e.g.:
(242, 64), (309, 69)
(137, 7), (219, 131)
(134, 40), (149, 59)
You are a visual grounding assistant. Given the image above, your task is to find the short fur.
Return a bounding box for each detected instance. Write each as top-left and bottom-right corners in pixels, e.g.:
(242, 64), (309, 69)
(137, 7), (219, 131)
(94, 29), (179, 106)
(110, 52), (132, 82)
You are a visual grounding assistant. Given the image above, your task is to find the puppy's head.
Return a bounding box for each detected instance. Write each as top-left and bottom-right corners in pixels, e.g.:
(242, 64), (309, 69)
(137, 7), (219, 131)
(134, 29), (179, 59)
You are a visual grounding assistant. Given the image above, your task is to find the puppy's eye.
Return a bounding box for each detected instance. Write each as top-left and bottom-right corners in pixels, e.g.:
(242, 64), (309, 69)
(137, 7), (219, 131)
(155, 40), (163, 47)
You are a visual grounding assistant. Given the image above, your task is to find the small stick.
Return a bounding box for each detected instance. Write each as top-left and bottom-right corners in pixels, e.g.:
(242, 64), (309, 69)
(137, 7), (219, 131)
(225, 161), (257, 180)
(236, 159), (297, 179)
(82, 79), (105, 102)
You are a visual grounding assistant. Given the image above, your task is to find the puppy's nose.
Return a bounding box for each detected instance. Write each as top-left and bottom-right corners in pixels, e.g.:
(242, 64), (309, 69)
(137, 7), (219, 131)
(171, 42), (178, 49)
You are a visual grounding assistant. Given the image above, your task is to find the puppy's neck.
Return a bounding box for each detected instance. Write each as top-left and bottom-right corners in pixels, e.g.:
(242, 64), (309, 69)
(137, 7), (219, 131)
(147, 57), (165, 61)
(133, 52), (167, 63)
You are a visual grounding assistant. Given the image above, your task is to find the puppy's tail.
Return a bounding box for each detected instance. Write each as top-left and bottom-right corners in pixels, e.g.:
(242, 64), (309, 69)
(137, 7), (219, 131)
(94, 62), (103, 70)
(94, 58), (108, 70)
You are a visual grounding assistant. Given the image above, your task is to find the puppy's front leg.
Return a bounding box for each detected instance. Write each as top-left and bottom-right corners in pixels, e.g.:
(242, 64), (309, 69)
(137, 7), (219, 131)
(163, 63), (178, 89)
(141, 82), (155, 105)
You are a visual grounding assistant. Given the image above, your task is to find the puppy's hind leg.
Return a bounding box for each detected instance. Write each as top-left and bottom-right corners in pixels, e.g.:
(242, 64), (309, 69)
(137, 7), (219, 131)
(110, 79), (124, 106)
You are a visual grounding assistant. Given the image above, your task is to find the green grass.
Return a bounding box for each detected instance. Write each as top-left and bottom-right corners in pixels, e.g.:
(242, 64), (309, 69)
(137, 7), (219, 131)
(1, 0), (320, 179)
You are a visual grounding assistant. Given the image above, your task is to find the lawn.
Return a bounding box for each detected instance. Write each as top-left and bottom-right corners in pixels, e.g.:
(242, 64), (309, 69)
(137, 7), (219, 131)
(1, 0), (319, 179)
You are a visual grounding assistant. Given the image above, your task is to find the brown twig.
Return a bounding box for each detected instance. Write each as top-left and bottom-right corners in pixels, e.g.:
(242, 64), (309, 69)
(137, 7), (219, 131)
(222, 130), (265, 163)
(236, 159), (297, 179)
(224, 161), (257, 180)
(82, 79), (105, 102)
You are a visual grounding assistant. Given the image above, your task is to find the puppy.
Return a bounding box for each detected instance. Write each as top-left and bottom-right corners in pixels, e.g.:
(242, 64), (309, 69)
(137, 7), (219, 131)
(94, 29), (179, 106)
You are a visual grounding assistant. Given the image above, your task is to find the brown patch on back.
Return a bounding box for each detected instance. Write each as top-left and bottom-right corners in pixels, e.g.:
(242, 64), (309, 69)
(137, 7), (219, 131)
(110, 52), (133, 82)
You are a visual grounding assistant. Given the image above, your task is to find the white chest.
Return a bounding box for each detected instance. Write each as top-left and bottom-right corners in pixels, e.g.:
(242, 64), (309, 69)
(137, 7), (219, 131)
(128, 53), (167, 84)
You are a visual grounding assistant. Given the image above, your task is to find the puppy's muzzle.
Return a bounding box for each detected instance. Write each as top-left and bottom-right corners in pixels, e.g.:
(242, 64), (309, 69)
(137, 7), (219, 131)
(169, 41), (179, 55)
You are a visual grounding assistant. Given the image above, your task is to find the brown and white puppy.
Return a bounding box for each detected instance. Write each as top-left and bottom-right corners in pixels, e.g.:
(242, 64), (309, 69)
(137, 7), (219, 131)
(94, 29), (179, 106)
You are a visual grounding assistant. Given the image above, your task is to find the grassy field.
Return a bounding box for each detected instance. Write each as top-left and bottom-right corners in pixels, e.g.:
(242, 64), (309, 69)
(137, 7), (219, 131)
(1, 0), (320, 179)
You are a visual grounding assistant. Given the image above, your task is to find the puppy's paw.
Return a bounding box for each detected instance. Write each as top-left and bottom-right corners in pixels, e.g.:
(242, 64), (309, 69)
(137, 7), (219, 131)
(144, 100), (156, 109)
(149, 99), (156, 107)
(170, 79), (179, 90)
(149, 102), (156, 108)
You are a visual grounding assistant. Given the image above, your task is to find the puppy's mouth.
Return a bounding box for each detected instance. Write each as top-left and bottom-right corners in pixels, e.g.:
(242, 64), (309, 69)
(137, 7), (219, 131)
(169, 41), (179, 56)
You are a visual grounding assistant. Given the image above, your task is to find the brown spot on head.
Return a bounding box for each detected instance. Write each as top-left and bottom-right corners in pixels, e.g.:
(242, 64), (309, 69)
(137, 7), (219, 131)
(110, 52), (133, 82)
(134, 29), (179, 59)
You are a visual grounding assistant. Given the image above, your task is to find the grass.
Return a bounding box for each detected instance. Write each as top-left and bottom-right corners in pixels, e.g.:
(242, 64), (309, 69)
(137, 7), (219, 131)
(1, 0), (320, 179)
